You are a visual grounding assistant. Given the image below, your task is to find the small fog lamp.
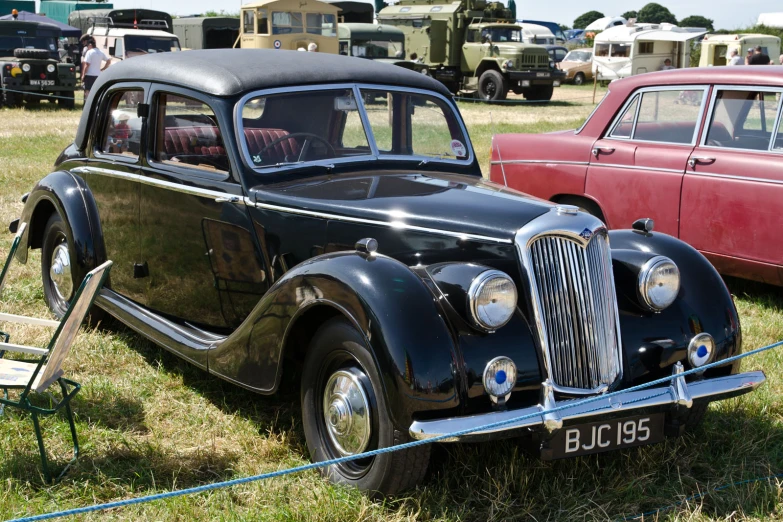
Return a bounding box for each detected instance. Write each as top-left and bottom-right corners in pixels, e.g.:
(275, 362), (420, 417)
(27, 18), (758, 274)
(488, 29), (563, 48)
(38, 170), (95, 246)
(483, 356), (516, 403)
(21, 63), (31, 72)
(688, 333), (715, 368)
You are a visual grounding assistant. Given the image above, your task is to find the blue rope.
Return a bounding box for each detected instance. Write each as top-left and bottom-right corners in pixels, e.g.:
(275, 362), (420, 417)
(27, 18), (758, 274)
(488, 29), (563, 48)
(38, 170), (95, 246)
(622, 472), (783, 520)
(6, 340), (782, 522)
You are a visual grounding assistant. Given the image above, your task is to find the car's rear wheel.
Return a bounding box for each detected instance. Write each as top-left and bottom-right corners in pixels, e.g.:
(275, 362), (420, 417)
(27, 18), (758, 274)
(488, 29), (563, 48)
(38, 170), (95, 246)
(41, 213), (75, 318)
(573, 72), (586, 86)
(478, 70), (508, 101)
(301, 317), (430, 496)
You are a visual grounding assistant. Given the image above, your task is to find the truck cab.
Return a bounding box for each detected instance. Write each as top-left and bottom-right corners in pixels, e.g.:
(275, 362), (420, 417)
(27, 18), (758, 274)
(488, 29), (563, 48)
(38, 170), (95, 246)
(0, 20), (77, 108)
(238, 0), (339, 53)
(338, 23), (405, 58)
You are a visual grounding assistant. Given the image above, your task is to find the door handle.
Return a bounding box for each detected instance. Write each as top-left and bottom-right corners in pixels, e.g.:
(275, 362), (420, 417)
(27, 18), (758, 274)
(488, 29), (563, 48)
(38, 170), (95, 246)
(688, 157), (715, 168)
(592, 147), (615, 157)
(215, 195), (240, 203)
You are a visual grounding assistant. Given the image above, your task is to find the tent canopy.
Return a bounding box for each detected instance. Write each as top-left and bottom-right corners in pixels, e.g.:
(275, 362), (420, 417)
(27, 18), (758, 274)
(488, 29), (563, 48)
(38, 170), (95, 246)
(0, 10), (81, 37)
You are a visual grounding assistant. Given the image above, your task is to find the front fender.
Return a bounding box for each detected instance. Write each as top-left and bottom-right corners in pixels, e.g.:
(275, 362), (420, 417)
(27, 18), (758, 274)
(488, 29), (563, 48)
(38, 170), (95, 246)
(15, 170), (105, 285)
(610, 229), (741, 385)
(208, 251), (461, 429)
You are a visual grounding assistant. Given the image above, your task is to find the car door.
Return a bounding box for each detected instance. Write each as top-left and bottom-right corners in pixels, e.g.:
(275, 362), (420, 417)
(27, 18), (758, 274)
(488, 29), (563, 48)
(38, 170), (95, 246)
(79, 83), (149, 304)
(681, 86), (783, 284)
(585, 85), (708, 235)
(138, 85), (269, 338)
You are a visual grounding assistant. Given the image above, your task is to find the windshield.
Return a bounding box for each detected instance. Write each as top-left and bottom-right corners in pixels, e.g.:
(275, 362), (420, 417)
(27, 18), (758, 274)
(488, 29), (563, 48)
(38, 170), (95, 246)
(239, 88), (469, 169)
(124, 35), (181, 54)
(481, 28), (522, 43)
(351, 39), (404, 59)
(0, 36), (57, 54)
(563, 50), (592, 62)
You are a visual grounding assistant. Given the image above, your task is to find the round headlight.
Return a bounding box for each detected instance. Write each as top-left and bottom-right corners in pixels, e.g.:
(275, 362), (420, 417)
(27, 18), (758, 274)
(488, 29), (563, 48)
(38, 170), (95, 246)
(504, 59), (514, 69)
(549, 60), (555, 68)
(483, 356), (517, 403)
(688, 333), (715, 368)
(21, 63), (31, 72)
(638, 256), (680, 311)
(47, 64), (56, 73)
(468, 270), (517, 331)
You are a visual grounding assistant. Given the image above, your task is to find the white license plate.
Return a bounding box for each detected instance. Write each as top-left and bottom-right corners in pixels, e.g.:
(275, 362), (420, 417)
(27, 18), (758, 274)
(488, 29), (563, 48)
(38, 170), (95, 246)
(536, 72), (550, 78)
(30, 80), (55, 86)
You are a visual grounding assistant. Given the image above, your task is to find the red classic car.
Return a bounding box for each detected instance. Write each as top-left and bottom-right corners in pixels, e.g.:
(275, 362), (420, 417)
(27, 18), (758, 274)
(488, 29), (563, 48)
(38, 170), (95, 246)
(490, 67), (783, 286)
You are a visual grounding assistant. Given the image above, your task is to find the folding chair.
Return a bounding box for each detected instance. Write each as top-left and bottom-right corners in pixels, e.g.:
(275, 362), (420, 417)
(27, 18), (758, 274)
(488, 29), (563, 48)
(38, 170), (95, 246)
(0, 223), (112, 482)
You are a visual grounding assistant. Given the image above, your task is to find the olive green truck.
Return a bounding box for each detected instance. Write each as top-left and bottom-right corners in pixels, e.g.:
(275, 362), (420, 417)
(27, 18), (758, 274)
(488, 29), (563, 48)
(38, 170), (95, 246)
(378, 0), (564, 100)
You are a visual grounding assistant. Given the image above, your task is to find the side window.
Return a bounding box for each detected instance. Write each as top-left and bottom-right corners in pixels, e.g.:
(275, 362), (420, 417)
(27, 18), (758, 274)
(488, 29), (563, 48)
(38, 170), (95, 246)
(633, 89), (704, 144)
(706, 90), (782, 150)
(595, 43), (609, 57)
(609, 94), (639, 139)
(638, 42), (654, 54)
(154, 93), (229, 174)
(243, 10), (255, 34)
(113, 38), (124, 58)
(258, 9), (269, 34)
(99, 90), (143, 159)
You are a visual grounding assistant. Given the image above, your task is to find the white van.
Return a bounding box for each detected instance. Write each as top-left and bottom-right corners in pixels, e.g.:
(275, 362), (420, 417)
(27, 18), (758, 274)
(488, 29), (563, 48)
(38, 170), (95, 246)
(699, 34), (780, 66)
(89, 26), (182, 65)
(517, 23), (556, 45)
(593, 24), (706, 80)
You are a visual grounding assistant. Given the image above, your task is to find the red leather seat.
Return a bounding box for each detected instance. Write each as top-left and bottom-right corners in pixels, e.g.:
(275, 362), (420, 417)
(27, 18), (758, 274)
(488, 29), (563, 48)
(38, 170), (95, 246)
(243, 128), (300, 164)
(163, 127), (226, 158)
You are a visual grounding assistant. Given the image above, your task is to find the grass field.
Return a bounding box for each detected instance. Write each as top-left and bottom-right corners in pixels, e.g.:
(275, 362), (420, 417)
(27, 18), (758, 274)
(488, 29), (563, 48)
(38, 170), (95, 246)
(0, 85), (781, 521)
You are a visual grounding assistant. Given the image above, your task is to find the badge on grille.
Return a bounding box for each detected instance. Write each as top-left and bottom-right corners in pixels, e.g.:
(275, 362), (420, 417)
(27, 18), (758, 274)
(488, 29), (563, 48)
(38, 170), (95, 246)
(579, 228), (593, 240)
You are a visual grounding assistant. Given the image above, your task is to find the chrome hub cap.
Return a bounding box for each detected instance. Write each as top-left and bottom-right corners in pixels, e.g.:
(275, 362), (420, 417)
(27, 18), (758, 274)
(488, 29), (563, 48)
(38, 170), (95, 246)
(49, 243), (72, 301)
(323, 369), (371, 456)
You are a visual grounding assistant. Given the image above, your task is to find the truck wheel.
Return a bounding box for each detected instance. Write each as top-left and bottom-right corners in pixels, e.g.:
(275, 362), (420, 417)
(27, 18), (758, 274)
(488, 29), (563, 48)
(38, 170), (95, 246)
(301, 317), (431, 496)
(59, 91), (75, 109)
(13, 48), (51, 60)
(524, 85), (554, 101)
(478, 70), (508, 101)
(3, 89), (20, 108)
(573, 72), (586, 86)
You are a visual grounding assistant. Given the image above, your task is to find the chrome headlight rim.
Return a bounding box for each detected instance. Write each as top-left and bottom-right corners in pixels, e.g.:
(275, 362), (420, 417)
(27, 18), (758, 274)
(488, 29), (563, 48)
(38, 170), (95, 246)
(21, 63), (31, 72)
(688, 332), (715, 368)
(467, 269), (518, 332)
(638, 255), (680, 312)
(46, 64), (56, 73)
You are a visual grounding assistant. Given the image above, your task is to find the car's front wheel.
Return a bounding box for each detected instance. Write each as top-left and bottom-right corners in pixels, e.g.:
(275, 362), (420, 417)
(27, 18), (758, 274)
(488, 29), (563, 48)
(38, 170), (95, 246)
(301, 317), (430, 496)
(573, 72), (586, 86)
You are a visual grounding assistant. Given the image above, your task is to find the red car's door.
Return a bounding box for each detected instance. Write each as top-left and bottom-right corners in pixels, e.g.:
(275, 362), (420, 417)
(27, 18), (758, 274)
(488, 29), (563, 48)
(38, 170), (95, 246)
(681, 87), (783, 284)
(586, 86), (708, 235)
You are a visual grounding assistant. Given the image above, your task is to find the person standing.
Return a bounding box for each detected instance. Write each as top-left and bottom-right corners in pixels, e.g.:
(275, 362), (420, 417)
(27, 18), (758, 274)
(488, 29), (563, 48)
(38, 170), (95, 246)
(748, 46), (771, 65)
(81, 38), (109, 99)
(727, 49), (743, 66)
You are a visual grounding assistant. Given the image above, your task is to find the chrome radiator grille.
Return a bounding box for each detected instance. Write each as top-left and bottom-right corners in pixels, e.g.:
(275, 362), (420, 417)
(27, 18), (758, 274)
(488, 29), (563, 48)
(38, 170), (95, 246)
(528, 231), (621, 392)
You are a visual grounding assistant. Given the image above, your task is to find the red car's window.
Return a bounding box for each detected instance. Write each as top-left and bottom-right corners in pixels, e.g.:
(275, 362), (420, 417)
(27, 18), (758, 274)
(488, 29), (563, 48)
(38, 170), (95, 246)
(609, 94), (639, 138)
(706, 90), (782, 151)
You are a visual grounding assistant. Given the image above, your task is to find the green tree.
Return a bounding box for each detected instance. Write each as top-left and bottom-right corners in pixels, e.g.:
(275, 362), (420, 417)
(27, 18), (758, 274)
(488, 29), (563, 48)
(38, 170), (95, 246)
(573, 11), (604, 29)
(622, 10), (638, 20)
(637, 3), (677, 24)
(559, 23), (570, 32)
(679, 15), (714, 31)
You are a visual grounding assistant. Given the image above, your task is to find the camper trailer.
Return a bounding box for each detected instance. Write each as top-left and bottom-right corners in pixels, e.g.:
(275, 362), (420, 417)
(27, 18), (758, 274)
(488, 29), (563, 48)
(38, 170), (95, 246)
(593, 24), (706, 81)
(699, 34), (780, 66)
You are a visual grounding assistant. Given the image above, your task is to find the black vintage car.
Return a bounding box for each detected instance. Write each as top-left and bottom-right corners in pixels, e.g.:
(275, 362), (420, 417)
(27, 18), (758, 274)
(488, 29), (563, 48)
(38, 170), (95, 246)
(10, 49), (765, 494)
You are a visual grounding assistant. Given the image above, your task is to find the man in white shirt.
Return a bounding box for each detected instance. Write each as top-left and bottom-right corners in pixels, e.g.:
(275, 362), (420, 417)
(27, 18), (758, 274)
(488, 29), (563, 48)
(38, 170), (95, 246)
(727, 49), (743, 66)
(659, 58), (675, 71)
(81, 38), (109, 99)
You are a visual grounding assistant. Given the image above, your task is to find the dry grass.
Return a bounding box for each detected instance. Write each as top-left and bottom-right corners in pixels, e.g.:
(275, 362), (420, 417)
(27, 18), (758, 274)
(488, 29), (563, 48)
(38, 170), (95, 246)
(0, 85), (781, 521)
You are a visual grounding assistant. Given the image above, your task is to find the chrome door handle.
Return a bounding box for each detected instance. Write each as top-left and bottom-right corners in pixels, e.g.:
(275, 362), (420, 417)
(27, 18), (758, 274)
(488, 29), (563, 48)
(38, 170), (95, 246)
(215, 195), (240, 203)
(592, 147), (615, 157)
(688, 157), (715, 168)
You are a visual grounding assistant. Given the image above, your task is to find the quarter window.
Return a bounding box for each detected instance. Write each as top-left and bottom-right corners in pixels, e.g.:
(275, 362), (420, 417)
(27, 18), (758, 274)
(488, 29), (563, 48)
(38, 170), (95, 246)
(99, 90), (143, 159)
(609, 95), (639, 138)
(154, 94), (229, 173)
(706, 90), (782, 150)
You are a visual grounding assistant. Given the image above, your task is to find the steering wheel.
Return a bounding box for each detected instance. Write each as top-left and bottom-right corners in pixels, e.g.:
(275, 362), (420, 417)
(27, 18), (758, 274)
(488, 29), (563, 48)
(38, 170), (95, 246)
(257, 132), (335, 164)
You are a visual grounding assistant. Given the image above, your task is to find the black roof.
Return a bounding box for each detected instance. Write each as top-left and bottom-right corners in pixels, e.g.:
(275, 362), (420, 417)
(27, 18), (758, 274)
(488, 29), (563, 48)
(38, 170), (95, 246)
(91, 49), (450, 97)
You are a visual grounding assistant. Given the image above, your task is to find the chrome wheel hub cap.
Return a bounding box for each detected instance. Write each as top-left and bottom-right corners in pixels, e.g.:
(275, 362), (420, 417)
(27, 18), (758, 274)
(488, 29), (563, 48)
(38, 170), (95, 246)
(50, 243), (72, 301)
(323, 369), (371, 456)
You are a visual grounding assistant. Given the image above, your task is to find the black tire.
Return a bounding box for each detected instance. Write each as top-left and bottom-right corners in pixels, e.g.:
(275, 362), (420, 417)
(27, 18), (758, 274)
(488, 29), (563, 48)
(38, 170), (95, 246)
(573, 72), (586, 86)
(478, 69), (508, 101)
(524, 85), (554, 101)
(683, 401), (709, 429)
(3, 89), (20, 108)
(556, 195), (606, 223)
(301, 318), (430, 496)
(13, 48), (50, 60)
(58, 91), (75, 109)
(41, 213), (76, 319)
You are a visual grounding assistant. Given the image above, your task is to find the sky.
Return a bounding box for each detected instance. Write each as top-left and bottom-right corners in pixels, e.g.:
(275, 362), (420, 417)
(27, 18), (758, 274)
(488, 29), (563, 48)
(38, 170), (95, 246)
(38, 0), (774, 31)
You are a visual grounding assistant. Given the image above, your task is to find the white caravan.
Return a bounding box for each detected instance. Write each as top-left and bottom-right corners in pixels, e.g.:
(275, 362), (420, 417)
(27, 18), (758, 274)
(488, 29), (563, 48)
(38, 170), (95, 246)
(584, 16), (627, 31)
(593, 24), (706, 81)
(699, 34), (780, 67)
(517, 23), (556, 45)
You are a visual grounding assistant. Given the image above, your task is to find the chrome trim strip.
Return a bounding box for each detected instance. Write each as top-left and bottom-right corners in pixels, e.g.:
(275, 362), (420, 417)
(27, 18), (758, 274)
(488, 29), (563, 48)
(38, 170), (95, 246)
(490, 160), (589, 166)
(588, 163), (683, 174)
(245, 197), (513, 244)
(71, 166), (244, 202)
(686, 170), (783, 186)
(409, 370), (766, 441)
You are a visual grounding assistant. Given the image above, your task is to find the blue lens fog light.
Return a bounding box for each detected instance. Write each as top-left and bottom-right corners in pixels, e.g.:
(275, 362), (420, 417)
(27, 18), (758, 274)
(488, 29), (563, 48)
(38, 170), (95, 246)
(688, 333), (715, 368)
(483, 357), (516, 403)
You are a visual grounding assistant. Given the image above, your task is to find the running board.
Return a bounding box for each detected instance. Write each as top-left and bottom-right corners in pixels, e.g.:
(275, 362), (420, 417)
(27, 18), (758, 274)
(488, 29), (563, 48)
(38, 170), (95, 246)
(95, 288), (227, 370)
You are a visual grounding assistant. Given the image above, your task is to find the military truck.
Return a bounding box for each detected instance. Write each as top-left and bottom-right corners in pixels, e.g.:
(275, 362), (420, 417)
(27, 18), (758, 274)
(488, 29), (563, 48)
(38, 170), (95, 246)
(0, 20), (77, 108)
(238, 0), (339, 53)
(379, 0), (564, 100)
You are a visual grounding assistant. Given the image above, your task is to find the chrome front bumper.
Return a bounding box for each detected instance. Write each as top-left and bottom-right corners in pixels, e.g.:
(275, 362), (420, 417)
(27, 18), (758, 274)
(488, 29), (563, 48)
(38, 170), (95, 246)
(409, 365), (765, 442)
